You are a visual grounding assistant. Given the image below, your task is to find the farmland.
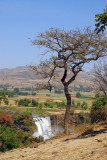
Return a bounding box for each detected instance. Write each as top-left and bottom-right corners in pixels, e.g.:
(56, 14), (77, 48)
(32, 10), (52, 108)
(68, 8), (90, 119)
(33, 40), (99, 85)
(0, 89), (96, 115)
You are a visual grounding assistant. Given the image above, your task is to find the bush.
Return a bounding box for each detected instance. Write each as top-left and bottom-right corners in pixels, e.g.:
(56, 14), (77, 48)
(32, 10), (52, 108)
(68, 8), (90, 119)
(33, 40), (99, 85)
(76, 102), (81, 108)
(32, 92), (36, 96)
(32, 99), (38, 107)
(0, 113), (12, 126)
(18, 98), (31, 106)
(81, 101), (88, 110)
(14, 112), (36, 132)
(46, 94), (51, 96)
(0, 125), (20, 152)
(4, 99), (9, 105)
(35, 136), (44, 143)
(76, 92), (81, 98)
(0, 111), (37, 152)
(71, 99), (75, 107)
(95, 93), (100, 98)
(91, 96), (107, 123)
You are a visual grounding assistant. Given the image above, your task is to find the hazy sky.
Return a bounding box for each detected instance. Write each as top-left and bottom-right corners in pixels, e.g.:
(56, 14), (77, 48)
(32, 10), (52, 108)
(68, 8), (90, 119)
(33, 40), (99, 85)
(0, 0), (107, 69)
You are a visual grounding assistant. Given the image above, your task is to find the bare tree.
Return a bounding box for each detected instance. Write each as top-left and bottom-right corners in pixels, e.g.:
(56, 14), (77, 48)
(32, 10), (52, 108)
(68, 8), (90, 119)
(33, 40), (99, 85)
(93, 60), (107, 96)
(30, 27), (107, 135)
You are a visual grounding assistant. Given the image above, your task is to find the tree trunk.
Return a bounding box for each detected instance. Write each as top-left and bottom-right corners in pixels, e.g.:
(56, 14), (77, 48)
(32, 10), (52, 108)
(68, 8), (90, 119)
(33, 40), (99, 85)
(64, 85), (71, 135)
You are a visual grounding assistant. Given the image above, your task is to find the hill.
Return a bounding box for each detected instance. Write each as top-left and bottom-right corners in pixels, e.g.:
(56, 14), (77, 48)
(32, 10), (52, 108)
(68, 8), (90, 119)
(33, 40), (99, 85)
(0, 66), (93, 88)
(0, 125), (107, 160)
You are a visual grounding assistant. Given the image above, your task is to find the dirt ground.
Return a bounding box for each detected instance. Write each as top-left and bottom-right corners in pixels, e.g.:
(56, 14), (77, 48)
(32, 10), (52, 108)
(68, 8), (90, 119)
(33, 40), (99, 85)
(0, 126), (107, 160)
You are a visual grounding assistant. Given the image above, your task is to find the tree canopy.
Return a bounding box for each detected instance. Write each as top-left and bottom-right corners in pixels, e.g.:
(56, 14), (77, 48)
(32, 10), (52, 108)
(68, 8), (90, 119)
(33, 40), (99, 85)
(31, 27), (107, 134)
(95, 5), (107, 33)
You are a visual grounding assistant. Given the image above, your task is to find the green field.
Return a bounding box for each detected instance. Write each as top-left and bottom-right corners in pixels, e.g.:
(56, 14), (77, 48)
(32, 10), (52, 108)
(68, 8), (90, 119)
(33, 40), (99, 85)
(0, 89), (96, 115)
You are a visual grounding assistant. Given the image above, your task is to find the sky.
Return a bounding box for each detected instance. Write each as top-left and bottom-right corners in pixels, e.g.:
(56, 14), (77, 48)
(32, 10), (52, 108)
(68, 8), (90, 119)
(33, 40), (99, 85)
(0, 0), (107, 69)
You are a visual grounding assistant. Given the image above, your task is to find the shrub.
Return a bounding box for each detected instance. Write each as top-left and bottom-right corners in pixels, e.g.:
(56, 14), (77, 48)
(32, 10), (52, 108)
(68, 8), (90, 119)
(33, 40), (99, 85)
(35, 136), (44, 143)
(60, 101), (66, 108)
(91, 96), (107, 123)
(76, 92), (81, 98)
(71, 99), (75, 107)
(32, 92), (36, 96)
(0, 113), (12, 126)
(76, 102), (81, 108)
(81, 101), (88, 110)
(0, 111), (37, 152)
(14, 112), (36, 132)
(46, 94), (51, 96)
(0, 125), (20, 152)
(32, 99), (38, 107)
(95, 93), (100, 98)
(4, 99), (9, 105)
(18, 98), (31, 106)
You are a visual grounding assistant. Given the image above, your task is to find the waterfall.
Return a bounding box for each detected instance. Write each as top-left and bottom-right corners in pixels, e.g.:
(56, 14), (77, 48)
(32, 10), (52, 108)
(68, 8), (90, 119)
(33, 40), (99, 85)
(32, 115), (54, 140)
(32, 114), (73, 140)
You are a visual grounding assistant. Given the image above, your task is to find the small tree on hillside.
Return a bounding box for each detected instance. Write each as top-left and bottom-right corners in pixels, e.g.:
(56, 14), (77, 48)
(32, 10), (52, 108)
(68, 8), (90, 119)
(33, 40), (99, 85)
(30, 27), (107, 135)
(93, 61), (107, 96)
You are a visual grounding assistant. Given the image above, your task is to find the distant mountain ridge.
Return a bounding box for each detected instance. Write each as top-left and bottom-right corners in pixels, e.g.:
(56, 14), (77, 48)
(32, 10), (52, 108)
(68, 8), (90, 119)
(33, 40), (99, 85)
(0, 66), (93, 88)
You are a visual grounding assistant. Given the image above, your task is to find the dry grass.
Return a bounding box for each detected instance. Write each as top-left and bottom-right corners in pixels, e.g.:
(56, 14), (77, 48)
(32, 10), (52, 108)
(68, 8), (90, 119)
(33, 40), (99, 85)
(0, 124), (107, 160)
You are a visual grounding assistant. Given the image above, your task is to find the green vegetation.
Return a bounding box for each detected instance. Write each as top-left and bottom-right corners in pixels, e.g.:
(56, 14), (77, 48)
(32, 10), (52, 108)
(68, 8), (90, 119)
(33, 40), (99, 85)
(76, 92), (81, 98)
(95, 5), (107, 33)
(91, 96), (107, 123)
(0, 111), (38, 152)
(0, 89), (36, 98)
(4, 99), (9, 105)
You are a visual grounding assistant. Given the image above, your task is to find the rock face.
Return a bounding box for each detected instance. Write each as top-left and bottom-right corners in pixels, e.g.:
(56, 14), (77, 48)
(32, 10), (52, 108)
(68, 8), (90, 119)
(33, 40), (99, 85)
(50, 114), (64, 126)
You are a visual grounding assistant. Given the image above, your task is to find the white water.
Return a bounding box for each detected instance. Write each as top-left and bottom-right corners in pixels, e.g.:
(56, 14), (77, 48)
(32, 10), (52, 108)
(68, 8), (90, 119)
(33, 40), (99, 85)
(32, 115), (54, 140)
(32, 114), (73, 140)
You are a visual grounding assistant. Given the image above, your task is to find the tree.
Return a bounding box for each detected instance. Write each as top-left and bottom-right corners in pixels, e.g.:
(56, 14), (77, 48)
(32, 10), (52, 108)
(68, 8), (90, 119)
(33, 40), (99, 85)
(93, 61), (107, 96)
(4, 99), (9, 105)
(30, 27), (107, 135)
(95, 5), (107, 33)
(14, 88), (19, 94)
(76, 92), (81, 98)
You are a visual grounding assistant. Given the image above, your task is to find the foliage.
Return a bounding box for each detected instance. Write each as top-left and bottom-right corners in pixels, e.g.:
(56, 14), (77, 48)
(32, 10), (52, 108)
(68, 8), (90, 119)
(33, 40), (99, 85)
(81, 101), (88, 110)
(69, 85), (92, 92)
(18, 98), (31, 106)
(54, 89), (63, 94)
(14, 111), (36, 132)
(76, 92), (81, 98)
(0, 90), (6, 99)
(0, 113), (12, 126)
(0, 125), (20, 152)
(76, 112), (90, 125)
(32, 99), (38, 107)
(32, 92), (36, 96)
(91, 96), (107, 123)
(30, 27), (107, 135)
(0, 111), (37, 152)
(95, 93), (100, 98)
(46, 94), (51, 96)
(4, 99), (9, 105)
(71, 100), (75, 107)
(14, 88), (19, 94)
(77, 102), (81, 108)
(95, 5), (107, 33)
(34, 136), (44, 143)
